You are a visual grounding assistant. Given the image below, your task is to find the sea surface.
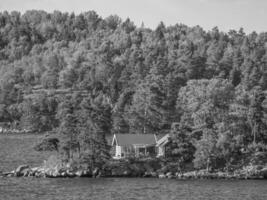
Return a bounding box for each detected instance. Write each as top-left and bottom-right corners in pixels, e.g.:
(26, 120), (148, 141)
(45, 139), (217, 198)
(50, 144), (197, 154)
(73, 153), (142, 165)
(0, 177), (267, 200)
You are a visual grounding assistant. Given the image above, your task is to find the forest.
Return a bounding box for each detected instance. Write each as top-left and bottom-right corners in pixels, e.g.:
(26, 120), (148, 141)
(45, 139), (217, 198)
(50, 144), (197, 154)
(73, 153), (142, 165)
(0, 10), (266, 170)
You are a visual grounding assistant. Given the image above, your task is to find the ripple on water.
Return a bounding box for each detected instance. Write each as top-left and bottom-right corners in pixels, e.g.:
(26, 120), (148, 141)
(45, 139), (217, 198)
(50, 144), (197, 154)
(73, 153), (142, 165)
(0, 178), (267, 200)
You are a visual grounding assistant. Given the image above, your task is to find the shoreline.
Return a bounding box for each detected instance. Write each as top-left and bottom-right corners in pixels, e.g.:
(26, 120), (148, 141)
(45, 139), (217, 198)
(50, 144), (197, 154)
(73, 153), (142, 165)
(1, 164), (267, 180)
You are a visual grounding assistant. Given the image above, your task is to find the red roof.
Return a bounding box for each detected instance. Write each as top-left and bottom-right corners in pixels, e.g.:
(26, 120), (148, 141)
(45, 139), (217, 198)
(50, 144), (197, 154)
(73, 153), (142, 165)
(113, 134), (157, 146)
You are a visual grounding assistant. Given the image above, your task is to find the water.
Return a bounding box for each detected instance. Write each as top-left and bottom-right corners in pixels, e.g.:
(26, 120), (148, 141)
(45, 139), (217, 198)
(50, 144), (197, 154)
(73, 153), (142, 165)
(0, 134), (54, 172)
(0, 177), (266, 200)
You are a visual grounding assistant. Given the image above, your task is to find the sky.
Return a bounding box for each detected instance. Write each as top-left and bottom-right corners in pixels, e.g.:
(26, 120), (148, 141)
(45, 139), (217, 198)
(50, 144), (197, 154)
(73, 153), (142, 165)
(0, 0), (266, 33)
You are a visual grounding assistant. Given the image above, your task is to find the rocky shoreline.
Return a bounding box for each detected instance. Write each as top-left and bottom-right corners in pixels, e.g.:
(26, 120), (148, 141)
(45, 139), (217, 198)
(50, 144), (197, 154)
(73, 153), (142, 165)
(1, 160), (267, 180)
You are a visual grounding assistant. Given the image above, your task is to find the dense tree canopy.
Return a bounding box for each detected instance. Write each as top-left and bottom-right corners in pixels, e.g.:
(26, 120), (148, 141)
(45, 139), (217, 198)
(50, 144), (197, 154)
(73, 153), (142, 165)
(0, 10), (266, 169)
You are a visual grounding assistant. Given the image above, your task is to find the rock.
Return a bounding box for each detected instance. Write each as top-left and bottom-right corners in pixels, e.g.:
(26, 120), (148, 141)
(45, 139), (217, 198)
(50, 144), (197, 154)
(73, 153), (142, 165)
(52, 170), (60, 177)
(123, 170), (131, 177)
(35, 171), (45, 178)
(34, 172), (40, 177)
(96, 171), (102, 178)
(21, 168), (31, 177)
(74, 169), (91, 177)
(84, 169), (92, 177)
(57, 168), (66, 176)
(217, 172), (227, 179)
(43, 167), (61, 178)
(30, 167), (40, 176)
(75, 170), (83, 177)
(160, 166), (168, 174)
(158, 174), (166, 178)
(3, 171), (14, 177)
(175, 172), (184, 179)
(183, 171), (196, 179)
(45, 169), (53, 177)
(259, 168), (267, 179)
(15, 165), (29, 172)
(31, 167), (39, 172)
(28, 170), (35, 177)
(66, 171), (75, 177)
(166, 172), (173, 179)
(15, 165), (30, 177)
(143, 171), (152, 177)
(60, 171), (66, 177)
(92, 168), (99, 178)
(151, 172), (158, 177)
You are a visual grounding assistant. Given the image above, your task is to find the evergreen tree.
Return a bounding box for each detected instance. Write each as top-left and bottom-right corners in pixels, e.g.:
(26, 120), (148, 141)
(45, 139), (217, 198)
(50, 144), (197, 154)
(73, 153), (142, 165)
(248, 86), (266, 144)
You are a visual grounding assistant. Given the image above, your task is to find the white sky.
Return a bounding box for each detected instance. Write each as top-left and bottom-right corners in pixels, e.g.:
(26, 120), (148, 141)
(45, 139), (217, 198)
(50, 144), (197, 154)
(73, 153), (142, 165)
(0, 0), (266, 33)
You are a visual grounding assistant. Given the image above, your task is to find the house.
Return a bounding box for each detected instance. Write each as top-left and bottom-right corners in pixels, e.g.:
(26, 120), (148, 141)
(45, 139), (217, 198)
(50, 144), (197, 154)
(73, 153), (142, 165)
(111, 134), (171, 159)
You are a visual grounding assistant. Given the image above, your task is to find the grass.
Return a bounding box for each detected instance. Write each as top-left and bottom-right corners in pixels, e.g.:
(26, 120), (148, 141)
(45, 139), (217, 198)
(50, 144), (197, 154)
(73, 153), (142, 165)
(0, 133), (55, 172)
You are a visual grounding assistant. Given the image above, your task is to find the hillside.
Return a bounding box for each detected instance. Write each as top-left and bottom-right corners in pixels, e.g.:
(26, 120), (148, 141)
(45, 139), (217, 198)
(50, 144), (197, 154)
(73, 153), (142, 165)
(0, 10), (266, 170)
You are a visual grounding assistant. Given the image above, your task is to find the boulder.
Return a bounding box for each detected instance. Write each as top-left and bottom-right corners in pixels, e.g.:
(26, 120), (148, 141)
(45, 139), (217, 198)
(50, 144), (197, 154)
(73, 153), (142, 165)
(75, 170), (83, 177)
(74, 169), (91, 177)
(217, 172), (227, 179)
(2, 171), (14, 177)
(151, 172), (158, 177)
(166, 172), (174, 179)
(35, 171), (45, 178)
(96, 171), (102, 178)
(66, 171), (75, 177)
(45, 169), (53, 177)
(61, 172), (67, 177)
(21, 168), (31, 177)
(15, 165), (30, 177)
(57, 168), (67, 176)
(175, 172), (183, 179)
(183, 171), (196, 179)
(143, 171), (152, 177)
(92, 168), (99, 178)
(259, 168), (267, 179)
(52, 170), (60, 177)
(158, 173), (166, 178)
(83, 169), (92, 177)
(31, 167), (39, 173)
(28, 170), (35, 177)
(43, 167), (61, 178)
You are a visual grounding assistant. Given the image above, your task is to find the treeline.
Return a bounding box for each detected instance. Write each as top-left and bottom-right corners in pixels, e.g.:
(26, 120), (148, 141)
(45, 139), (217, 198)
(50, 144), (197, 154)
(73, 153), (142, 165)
(0, 10), (266, 169)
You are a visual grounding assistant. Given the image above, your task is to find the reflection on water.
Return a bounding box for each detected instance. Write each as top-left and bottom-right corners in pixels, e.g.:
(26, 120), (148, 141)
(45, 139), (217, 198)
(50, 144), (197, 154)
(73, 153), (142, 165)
(0, 178), (266, 200)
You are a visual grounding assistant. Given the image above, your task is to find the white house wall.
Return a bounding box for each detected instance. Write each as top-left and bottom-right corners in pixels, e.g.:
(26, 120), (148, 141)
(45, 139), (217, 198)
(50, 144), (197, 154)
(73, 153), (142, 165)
(158, 146), (164, 157)
(115, 145), (122, 158)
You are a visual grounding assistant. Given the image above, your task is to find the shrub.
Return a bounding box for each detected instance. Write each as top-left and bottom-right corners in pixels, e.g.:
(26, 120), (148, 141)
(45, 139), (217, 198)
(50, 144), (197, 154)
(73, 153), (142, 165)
(34, 137), (59, 151)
